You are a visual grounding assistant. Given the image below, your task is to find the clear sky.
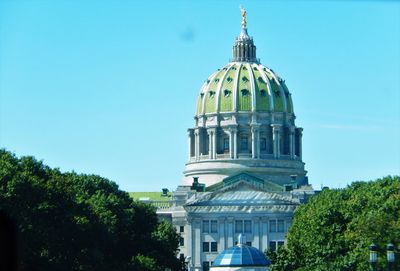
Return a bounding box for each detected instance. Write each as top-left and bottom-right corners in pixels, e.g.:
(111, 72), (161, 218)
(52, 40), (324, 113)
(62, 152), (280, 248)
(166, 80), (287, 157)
(1, 0), (399, 192)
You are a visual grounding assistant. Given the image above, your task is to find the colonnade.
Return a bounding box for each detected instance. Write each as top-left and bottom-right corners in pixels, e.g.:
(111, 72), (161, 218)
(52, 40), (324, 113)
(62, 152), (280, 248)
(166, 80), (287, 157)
(188, 125), (302, 161)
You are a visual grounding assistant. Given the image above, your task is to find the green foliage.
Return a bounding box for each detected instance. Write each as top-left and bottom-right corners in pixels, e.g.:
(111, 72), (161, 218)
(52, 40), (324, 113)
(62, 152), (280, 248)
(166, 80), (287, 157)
(0, 149), (181, 271)
(269, 176), (400, 271)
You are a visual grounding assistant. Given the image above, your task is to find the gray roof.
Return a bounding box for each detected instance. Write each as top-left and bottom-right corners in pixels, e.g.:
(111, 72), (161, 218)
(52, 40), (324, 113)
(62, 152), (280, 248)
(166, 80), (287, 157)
(184, 181), (299, 213)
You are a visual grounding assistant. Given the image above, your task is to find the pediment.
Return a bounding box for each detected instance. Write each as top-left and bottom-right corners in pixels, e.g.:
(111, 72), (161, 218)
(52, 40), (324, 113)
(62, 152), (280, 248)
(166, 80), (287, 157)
(185, 179), (299, 209)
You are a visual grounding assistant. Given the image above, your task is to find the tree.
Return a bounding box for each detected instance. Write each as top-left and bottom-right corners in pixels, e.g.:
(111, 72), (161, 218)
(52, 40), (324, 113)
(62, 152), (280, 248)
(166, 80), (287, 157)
(0, 149), (182, 271)
(268, 176), (400, 271)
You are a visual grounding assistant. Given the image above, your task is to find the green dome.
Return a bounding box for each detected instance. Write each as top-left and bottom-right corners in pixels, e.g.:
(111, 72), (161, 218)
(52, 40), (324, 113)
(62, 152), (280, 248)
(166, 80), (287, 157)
(196, 62), (294, 116)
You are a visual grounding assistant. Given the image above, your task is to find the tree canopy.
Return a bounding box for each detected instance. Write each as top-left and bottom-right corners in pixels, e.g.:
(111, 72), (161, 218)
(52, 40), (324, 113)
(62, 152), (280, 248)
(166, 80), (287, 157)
(0, 149), (181, 271)
(268, 176), (400, 271)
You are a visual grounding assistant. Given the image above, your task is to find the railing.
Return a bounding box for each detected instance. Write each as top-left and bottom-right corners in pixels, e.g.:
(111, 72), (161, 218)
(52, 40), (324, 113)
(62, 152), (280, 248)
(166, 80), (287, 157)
(188, 154), (301, 162)
(150, 200), (173, 209)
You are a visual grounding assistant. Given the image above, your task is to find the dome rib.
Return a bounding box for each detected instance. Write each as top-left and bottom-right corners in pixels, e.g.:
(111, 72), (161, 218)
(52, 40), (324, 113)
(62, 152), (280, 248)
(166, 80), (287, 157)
(216, 64), (234, 114)
(232, 63), (242, 112)
(245, 63), (257, 112)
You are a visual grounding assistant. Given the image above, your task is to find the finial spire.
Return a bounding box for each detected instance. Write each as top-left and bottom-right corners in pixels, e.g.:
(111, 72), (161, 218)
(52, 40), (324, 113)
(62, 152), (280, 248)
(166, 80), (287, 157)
(240, 5), (247, 28)
(232, 6), (258, 63)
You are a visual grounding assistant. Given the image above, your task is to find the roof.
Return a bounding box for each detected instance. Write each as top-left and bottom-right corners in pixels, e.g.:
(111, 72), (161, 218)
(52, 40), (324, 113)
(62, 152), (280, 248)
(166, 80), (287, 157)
(212, 244), (270, 267)
(184, 181), (300, 213)
(196, 62), (294, 115)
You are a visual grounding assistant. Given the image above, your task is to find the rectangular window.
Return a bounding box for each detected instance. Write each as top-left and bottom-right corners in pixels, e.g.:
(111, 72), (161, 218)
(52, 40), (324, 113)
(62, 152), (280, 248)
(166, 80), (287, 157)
(202, 220), (210, 233)
(277, 220), (284, 232)
(223, 137), (229, 152)
(260, 138), (266, 151)
(202, 242), (209, 252)
(180, 226), (184, 233)
(246, 241), (252, 247)
(202, 261), (210, 271)
(180, 237), (184, 246)
(211, 242), (218, 252)
(210, 220), (218, 233)
(269, 220), (277, 232)
(278, 241), (285, 248)
(244, 220), (252, 233)
(240, 137), (248, 151)
(235, 220), (243, 233)
(269, 241), (277, 252)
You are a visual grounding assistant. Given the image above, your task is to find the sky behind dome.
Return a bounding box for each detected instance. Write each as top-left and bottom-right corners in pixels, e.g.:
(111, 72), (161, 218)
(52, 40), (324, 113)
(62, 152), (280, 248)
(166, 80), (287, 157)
(1, 0), (399, 191)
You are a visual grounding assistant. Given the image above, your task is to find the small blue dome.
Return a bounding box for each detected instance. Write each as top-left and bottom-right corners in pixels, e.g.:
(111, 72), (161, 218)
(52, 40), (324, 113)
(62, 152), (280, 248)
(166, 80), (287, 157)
(212, 243), (270, 267)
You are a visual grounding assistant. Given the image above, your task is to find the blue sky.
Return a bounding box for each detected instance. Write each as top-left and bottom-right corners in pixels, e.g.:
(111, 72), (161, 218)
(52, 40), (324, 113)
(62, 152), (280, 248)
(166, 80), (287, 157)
(0, 0), (399, 191)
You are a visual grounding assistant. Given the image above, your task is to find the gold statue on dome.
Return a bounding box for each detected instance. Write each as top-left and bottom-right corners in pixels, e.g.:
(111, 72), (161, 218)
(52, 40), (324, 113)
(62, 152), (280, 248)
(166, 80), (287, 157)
(240, 5), (247, 28)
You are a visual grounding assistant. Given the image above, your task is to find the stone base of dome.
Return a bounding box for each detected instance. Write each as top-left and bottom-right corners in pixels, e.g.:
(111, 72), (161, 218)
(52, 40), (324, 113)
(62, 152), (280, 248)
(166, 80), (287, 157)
(183, 158), (307, 188)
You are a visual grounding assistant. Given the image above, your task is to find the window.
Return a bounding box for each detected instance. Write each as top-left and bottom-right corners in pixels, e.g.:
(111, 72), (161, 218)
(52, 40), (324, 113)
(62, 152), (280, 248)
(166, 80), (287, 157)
(260, 89), (266, 96)
(209, 91), (215, 98)
(203, 220), (217, 234)
(211, 242), (218, 252)
(224, 89), (231, 97)
(202, 242), (209, 252)
(244, 220), (252, 233)
(211, 220), (218, 233)
(269, 220), (277, 232)
(180, 237), (184, 246)
(277, 220), (285, 232)
(203, 220), (210, 233)
(260, 138), (266, 151)
(269, 241), (284, 252)
(246, 241), (252, 247)
(223, 138), (229, 152)
(240, 137), (248, 151)
(269, 241), (277, 252)
(241, 89), (249, 96)
(235, 220), (243, 233)
(202, 261), (210, 271)
(180, 226), (184, 233)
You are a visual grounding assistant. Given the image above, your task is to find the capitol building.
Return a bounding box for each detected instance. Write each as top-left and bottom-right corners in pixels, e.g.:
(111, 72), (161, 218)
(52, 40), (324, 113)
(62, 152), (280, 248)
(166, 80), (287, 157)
(134, 9), (314, 271)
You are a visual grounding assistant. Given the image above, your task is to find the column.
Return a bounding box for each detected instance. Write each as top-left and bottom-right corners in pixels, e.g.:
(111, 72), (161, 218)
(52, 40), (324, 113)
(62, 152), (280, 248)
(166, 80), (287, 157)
(261, 217), (269, 252)
(251, 125), (260, 159)
(253, 217), (260, 250)
(193, 218), (201, 270)
(227, 217), (234, 247)
(207, 129), (212, 160)
(218, 217), (226, 251)
(194, 129), (200, 161)
(229, 129), (233, 159)
(188, 130), (193, 161)
(233, 128), (238, 159)
(212, 129), (217, 160)
(272, 124), (281, 159)
(298, 128), (303, 159)
(186, 220), (192, 266)
(289, 126), (295, 159)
